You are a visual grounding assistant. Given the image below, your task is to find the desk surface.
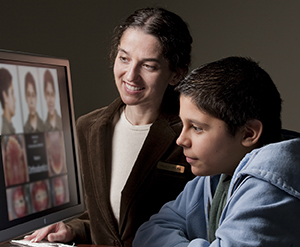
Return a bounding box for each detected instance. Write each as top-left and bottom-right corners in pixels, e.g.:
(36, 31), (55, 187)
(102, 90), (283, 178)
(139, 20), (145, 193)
(78, 245), (114, 247)
(0, 243), (113, 247)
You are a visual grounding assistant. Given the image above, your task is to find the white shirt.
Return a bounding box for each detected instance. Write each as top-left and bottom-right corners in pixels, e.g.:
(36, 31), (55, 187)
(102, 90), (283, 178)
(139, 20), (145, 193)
(110, 110), (151, 222)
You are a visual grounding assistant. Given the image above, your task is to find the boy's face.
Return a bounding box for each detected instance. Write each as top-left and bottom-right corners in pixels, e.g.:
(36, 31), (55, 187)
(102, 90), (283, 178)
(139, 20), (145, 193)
(177, 95), (247, 177)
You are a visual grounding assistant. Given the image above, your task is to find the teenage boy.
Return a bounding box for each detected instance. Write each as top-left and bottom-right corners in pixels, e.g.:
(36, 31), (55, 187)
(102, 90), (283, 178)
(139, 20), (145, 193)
(133, 56), (300, 246)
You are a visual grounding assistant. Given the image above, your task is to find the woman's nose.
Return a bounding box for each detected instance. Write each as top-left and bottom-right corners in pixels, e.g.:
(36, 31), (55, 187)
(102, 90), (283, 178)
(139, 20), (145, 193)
(126, 63), (140, 82)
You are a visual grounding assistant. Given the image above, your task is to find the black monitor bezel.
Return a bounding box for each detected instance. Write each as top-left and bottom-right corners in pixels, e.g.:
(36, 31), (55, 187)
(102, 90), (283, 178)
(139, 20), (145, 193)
(0, 49), (84, 243)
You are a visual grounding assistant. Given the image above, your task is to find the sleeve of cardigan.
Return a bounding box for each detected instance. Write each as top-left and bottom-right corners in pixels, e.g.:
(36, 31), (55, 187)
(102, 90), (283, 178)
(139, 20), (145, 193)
(65, 210), (92, 244)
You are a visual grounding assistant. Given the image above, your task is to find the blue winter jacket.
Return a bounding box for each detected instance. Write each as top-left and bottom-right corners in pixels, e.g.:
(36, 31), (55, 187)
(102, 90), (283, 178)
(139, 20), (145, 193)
(133, 137), (300, 247)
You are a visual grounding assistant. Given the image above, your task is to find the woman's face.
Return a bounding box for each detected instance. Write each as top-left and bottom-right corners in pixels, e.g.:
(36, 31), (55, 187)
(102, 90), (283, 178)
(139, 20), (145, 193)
(113, 28), (176, 110)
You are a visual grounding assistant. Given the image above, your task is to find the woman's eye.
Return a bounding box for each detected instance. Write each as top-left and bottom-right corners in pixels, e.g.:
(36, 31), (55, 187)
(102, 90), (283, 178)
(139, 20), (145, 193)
(119, 56), (128, 63)
(143, 64), (156, 71)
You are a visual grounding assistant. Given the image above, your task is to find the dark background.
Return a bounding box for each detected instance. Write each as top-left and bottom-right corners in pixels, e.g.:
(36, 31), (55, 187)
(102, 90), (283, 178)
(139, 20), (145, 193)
(1, 0), (299, 132)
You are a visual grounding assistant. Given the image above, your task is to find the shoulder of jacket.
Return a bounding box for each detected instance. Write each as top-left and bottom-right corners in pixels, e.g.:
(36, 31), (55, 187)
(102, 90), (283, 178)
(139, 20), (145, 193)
(76, 98), (124, 129)
(76, 107), (107, 128)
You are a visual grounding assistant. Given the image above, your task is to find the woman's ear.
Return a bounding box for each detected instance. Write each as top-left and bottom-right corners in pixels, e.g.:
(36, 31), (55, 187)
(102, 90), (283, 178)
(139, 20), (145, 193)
(169, 77), (179, 86)
(241, 119), (263, 148)
(168, 69), (187, 86)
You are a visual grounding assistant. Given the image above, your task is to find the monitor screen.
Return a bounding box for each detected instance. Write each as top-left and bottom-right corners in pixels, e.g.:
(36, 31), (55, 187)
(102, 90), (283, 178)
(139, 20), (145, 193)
(0, 49), (84, 243)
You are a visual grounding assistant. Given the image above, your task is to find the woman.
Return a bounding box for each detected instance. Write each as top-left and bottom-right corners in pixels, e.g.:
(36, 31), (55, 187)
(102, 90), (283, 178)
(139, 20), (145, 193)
(25, 7), (194, 247)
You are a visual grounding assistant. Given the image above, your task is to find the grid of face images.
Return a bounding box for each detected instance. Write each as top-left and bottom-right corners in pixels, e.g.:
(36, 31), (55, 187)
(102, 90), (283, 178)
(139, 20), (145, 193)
(0, 64), (70, 221)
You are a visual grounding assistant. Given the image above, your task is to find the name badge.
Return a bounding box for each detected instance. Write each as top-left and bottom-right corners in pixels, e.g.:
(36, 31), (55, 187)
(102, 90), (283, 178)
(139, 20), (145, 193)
(157, 162), (185, 174)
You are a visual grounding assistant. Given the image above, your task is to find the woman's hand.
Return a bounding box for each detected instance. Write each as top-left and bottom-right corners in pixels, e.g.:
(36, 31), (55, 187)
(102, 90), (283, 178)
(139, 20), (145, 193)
(24, 222), (75, 243)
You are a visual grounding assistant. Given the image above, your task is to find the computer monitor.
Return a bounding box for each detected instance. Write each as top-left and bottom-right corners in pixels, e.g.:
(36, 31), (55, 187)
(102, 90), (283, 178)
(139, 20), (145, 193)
(0, 49), (84, 243)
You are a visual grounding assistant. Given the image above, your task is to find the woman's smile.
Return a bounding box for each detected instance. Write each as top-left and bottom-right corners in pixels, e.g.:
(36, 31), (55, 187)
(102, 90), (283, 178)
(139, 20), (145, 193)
(124, 81), (144, 93)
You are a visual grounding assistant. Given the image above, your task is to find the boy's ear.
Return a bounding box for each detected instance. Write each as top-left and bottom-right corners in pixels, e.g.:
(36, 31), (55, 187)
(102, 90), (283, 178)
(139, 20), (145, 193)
(241, 119), (263, 147)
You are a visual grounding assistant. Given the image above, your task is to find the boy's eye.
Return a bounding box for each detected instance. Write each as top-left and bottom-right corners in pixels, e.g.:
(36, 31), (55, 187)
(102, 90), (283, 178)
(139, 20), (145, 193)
(192, 125), (203, 133)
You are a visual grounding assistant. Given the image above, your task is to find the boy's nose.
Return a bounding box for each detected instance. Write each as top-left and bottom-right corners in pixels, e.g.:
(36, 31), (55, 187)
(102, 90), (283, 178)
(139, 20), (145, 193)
(176, 130), (191, 148)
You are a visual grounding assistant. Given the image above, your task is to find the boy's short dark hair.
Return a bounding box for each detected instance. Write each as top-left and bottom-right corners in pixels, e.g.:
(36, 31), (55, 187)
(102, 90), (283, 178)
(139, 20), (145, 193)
(0, 68), (12, 110)
(176, 56), (282, 146)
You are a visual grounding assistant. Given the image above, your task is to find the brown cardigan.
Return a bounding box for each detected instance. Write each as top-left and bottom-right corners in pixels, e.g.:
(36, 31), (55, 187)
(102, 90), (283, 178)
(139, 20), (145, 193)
(67, 98), (194, 246)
